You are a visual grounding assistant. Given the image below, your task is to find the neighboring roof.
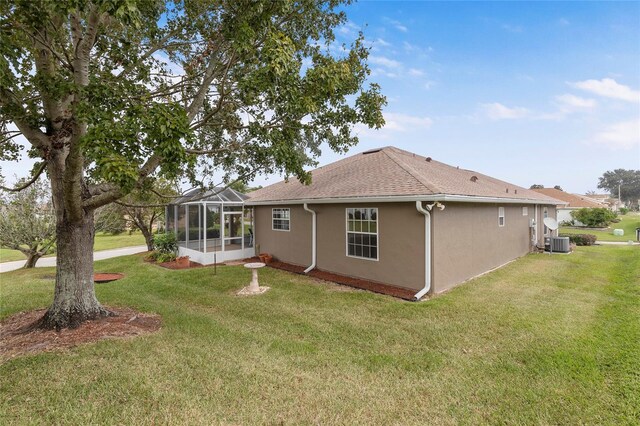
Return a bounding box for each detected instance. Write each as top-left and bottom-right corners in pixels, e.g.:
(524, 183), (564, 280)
(247, 146), (561, 205)
(170, 187), (247, 204)
(532, 188), (605, 208)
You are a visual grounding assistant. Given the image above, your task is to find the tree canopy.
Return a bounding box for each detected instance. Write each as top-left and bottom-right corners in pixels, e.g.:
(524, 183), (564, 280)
(1, 0), (385, 194)
(598, 169), (640, 206)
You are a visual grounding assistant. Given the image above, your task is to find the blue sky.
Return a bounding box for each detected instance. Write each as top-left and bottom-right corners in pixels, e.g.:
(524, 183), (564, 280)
(2, 1), (638, 195)
(253, 0), (639, 194)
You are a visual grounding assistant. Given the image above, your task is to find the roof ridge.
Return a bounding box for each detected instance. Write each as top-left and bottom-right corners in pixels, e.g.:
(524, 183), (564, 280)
(382, 148), (441, 194)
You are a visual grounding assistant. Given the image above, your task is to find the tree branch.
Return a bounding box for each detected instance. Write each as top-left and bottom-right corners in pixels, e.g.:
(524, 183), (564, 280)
(0, 162), (48, 192)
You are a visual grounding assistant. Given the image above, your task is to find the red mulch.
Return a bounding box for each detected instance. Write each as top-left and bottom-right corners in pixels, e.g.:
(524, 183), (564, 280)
(267, 260), (417, 300)
(156, 260), (204, 269)
(0, 307), (161, 362)
(94, 273), (124, 283)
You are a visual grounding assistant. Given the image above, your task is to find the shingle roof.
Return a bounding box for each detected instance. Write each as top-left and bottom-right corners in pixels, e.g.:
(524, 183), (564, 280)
(531, 188), (605, 208)
(247, 146), (560, 204)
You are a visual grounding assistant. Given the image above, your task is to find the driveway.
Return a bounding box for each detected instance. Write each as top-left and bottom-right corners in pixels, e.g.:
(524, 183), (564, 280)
(0, 245), (149, 273)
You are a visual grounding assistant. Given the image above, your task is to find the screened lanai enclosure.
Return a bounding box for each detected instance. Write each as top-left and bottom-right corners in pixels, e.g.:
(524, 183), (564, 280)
(165, 187), (255, 264)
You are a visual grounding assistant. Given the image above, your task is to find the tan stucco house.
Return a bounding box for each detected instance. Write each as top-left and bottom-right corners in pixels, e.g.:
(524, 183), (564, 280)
(245, 147), (561, 300)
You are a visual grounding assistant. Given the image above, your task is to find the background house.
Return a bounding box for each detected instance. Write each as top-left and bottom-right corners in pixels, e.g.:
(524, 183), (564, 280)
(247, 147), (560, 299)
(582, 193), (624, 212)
(532, 188), (606, 225)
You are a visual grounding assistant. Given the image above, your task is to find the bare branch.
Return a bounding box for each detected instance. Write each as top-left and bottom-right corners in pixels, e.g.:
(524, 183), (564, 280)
(0, 162), (48, 193)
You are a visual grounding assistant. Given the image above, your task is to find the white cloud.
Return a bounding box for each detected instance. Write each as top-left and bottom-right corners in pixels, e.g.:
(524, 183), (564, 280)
(369, 55), (402, 69)
(383, 112), (433, 131)
(555, 94), (597, 109)
(375, 38), (391, 47)
(338, 21), (360, 36)
(352, 112), (433, 139)
(558, 18), (570, 26)
(569, 78), (640, 103)
(501, 24), (523, 33)
(383, 18), (408, 32)
(408, 68), (425, 77)
(481, 103), (530, 120)
(370, 68), (399, 79)
(588, 119), (640, 150)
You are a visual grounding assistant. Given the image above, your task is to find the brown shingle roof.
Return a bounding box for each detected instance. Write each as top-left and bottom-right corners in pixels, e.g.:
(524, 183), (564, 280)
(247, 146), (560, 204)
(531, 188), (605, 208)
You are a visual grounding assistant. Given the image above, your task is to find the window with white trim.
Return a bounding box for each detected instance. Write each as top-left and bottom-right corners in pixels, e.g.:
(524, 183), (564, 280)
(522, 206), (528, 216)
(543, 207), (549, 235)
(272, 208), (290, 231)
(498, 206), (505, 227)
(346, 208), (378, 260)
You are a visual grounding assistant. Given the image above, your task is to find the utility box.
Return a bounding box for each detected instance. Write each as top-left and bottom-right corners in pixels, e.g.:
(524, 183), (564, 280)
(636, 227), (640, 242)
(613, 229), (624, 236)
(550, 237), (570, 253)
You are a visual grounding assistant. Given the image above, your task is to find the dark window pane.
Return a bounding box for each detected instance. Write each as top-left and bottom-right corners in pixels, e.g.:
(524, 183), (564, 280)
(363, 246), (370, 259)
(348, 234), (355, 244)
(370, 235), (377, 247)
(348, 244), (355, 256)
(370, 247), (377, 259)
(355, 245), (362, 257)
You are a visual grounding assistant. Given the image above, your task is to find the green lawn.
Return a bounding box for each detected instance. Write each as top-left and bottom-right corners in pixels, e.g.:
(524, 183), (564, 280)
(1, 247), (639, 424)
(0, 232), (147, 263)
(561, 213), (640, 242)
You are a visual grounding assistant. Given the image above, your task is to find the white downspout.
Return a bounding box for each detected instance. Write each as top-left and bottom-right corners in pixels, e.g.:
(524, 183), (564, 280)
(303, 203), (317, 273)
(414, 201), (434, 301)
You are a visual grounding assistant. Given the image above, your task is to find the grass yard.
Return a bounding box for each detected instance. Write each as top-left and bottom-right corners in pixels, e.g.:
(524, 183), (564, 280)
(561, 213), (640, 242)
(1, 246), (639, 424)
(0, 232), (147, 263)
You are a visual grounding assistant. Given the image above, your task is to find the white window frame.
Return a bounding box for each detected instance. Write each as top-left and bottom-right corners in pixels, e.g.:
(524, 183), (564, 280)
(543, 207), (549, 235)
(272, 208), (290, 231)
(345, 207), (379, 261)
(522, 206), (528, 216)
(498, 206), (505, 227)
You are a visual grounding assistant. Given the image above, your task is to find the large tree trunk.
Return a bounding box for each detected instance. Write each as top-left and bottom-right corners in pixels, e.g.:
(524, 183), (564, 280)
(22, 252), (42, 269)
(39, 212), (110, 330)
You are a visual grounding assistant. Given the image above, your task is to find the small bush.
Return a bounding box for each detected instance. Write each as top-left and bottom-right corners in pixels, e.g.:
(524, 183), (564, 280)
(155, 252), (177, 263)
(559, 233), (597, 246)
(619, 207), (629, 215)
(153, 232), (178, 255)
(570, 208), (617, 227)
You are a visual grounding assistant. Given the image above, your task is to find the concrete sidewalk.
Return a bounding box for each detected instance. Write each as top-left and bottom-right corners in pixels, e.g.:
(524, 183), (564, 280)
(596, 241), (639, 246)
(0, 245), (149, 273)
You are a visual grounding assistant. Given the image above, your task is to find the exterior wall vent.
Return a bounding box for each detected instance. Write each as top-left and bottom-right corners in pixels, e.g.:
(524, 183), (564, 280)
(505, 188), (509, 193)
(470, 176), (478, 182)
(425, 157), (432, 162)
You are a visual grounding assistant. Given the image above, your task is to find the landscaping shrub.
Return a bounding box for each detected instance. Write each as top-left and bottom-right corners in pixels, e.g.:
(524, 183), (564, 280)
(154, 252), (177, 263)
(619, 207), (629, 215)
(559, 233), (597, 246)
(153, 232), (178, 255)
(570, 208), (617, 227)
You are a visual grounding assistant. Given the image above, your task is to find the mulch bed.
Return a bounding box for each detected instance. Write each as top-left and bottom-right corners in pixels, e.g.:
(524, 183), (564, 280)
(0, 307), (161, 362)
(267, 260), (417, 300)
(94, 273), (125, 283)
(156, 260), (204, 270)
